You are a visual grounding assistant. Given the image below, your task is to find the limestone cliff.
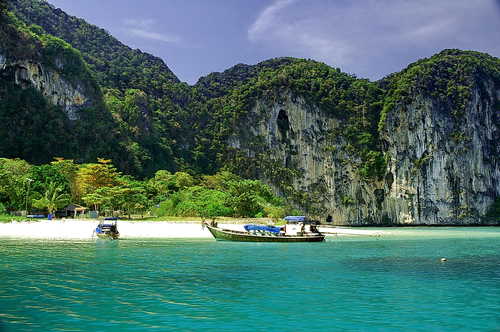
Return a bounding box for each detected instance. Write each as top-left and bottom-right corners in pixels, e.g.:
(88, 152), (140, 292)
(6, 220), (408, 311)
(228, 92), (378, 224)
(0, 15), (130, 168)
(0, 13), (100, 121)
(1, 54), (92, 120)
(380, 53), (500, 225)
(226, 51), (500, 225)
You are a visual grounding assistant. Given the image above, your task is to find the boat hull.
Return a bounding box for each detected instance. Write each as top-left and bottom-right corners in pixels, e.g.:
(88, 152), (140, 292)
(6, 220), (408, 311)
(96, 232), (119, 240)
(205, 224), (324, 242)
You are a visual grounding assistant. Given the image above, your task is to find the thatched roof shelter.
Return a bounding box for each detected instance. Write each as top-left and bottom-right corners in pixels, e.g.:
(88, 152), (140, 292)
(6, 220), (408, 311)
(64, 204), (87, 217)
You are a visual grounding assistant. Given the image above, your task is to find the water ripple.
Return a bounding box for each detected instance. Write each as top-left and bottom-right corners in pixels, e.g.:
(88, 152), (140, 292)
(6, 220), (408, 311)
(0, 233), (499, 331)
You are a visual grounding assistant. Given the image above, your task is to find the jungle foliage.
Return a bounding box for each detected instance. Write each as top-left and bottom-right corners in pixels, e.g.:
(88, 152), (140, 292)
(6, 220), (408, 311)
(379, 49), (500, 133)
(0, 158), (289, 219)
(9, 0), (179, 95)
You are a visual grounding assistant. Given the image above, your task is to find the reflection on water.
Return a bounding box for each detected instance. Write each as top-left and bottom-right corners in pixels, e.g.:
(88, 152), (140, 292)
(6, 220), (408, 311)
(0, 228), (499, 331)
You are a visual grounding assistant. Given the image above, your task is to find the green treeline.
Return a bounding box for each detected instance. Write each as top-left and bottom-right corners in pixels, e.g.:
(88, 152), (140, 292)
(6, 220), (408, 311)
(0, 158), (294, 219)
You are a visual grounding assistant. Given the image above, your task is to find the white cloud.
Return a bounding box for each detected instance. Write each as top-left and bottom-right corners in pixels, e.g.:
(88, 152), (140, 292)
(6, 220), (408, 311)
(248, 0), (500, 79)
(123, 18), (156, 29)
(127, 29), (180, 43)
(123, 18), (180, 43)
(248, 0), (296, 41)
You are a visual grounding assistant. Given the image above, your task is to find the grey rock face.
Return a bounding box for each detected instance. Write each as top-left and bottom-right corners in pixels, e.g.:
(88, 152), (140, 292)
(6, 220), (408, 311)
(383, 81), (500, 224)
(230, 83), (499, 225)
(0, 52), (90, 120)
(230, 92), (383, 225)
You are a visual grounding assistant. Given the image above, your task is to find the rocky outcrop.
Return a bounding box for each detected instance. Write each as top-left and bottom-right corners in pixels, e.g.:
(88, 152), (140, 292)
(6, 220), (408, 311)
(0, 52), (91, 120)
(229, 93), (338, 195)
(382, 80), (500, 224)
(229, 92), (385, 225)
(229, 81), (499, 225)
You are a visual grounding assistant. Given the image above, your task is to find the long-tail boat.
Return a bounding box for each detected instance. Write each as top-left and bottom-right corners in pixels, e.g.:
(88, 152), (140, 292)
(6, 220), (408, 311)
(203, 216), (325, 242)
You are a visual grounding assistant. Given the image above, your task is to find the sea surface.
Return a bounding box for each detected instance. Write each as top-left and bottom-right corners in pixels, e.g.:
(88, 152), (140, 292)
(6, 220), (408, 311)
(1, 227), (499, 331)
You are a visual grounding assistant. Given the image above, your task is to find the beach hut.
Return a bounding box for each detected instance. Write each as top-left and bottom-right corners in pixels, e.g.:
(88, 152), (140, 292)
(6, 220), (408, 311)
(64, 204), (87, 218)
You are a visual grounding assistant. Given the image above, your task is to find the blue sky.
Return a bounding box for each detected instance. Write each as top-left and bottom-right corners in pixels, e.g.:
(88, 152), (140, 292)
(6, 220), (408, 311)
(48, 0), (500, 84)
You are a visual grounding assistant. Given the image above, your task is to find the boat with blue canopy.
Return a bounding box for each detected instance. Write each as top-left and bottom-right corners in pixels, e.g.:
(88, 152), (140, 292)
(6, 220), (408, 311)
(94, 220), (120, 239)
(243, 225), (282, 233)
(204, 216), (324, 242)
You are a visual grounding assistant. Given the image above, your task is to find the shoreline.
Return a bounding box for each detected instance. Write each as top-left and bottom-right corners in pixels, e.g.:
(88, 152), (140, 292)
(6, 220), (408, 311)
(1, 219), (499, 240)
(0, 219), (389, 240)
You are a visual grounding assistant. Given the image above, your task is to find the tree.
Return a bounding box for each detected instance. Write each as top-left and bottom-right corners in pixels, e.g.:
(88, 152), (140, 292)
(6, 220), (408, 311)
(202, 171), (240, 191)
(82, 192), (106, 211)
(226, 179), (276, 217)
(32, 182), (70, 215)
(29, 164), (69, 199)
(83, 176), (151, 218)
(92, 186), (127, 216)
(51, 158), (79, 201)
(264, 205), (286, 222)
(148, 170), (174, 202)
(118, 177), (150, 218)
(0, 158), (32, 211)
(172, 172), (196, 190)
(75, 158), (120, 199)
(155, 187), (232, 218)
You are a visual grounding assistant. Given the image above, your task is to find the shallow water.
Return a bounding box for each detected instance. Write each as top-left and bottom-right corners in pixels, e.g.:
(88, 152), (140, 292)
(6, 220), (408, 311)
(1, 227), (499, 331)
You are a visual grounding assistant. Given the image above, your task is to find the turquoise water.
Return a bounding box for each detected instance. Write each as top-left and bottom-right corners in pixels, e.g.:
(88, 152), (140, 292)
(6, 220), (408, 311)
(1, 228), (499, 331)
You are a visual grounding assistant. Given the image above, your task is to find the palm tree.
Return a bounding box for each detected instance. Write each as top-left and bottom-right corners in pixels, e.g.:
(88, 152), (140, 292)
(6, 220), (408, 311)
(32, 182), (70, 216)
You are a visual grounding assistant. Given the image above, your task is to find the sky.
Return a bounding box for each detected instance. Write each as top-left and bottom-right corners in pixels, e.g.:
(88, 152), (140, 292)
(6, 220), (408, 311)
(48, 0), (500, 84)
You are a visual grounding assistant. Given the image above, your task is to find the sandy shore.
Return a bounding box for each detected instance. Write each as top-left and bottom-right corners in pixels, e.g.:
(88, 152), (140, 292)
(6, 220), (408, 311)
(0, 219), (387, 240)
(318, 226), (386, 237)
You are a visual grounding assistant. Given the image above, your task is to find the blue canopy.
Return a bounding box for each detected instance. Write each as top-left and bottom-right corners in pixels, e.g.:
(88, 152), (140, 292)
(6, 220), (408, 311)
(244, 225), (282, 234)
(284, 216), (307, 222)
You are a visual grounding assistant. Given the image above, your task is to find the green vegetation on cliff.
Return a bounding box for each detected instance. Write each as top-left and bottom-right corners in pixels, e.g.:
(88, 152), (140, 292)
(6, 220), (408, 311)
(379, 49), (500, 133)
(0, 13), (134, 168)
(10, 0), (179, 96)
(3, 1), (192, 176)
(194, 59), (385, 179)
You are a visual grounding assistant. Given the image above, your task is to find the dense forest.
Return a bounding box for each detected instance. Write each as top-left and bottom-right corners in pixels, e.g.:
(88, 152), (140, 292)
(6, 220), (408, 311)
(0, 157), (292, 219)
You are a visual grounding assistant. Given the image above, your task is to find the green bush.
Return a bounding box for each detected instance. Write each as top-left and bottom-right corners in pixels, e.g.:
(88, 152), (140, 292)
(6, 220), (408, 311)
(153, 176), (286, 218)
(359, 151), (387, 180)
(155, 187), (232, 218)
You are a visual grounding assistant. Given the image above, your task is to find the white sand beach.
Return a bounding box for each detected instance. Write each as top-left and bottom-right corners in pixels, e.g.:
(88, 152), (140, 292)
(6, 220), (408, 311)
(0, 219), (208, 240)
(318, 226), (387, 237)
(0, 219), (388, 240)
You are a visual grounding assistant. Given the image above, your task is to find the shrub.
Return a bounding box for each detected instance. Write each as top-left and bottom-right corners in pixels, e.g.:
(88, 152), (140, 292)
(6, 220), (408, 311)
(155, 187), (232, 218)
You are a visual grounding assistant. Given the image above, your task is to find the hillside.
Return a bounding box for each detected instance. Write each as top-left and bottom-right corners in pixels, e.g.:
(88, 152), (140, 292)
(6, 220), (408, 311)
(10, 0), (179, 96)
(0, 11), (133, 167)
(1, 0), (499, 224)
(379, 49), (500, 224)
(8, 0), (198, 176)
(194, 57), (300, 99)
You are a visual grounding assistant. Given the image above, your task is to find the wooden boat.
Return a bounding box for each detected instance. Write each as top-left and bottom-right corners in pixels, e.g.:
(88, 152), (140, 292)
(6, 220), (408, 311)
(204, 218), (325, 242)
(94, 220), (120, 239)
